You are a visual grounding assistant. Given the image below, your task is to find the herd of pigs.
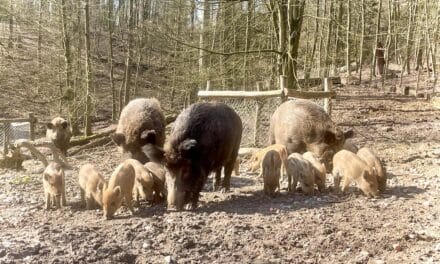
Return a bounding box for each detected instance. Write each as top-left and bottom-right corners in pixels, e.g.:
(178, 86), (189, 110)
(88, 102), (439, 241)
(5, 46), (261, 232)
(42, 98), (386, 220)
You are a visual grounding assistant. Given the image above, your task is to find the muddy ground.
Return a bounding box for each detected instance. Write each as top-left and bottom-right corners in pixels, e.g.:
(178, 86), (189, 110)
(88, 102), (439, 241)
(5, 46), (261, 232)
(0, 82), (439, 264)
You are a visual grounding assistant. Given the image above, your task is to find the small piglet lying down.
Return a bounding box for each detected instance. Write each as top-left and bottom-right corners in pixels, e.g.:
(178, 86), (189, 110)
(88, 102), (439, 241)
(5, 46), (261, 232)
(262, 150), (282, 197)
(43, 162), (66, 210)
(286, 153), (317, 195)
(357, 147), (387, 193)
(78, 164), (106, 209)
(102, 161), (136, 220)
(332, 150), (379, 198)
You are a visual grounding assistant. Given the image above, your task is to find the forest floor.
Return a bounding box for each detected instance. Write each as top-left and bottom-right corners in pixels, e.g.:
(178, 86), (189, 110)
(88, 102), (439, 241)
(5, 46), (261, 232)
(0, 77), (440, 264)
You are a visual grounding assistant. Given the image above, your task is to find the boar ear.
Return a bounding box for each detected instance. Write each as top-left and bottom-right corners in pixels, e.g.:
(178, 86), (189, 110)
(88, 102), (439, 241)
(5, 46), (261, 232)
(140, 130), (156, 145)
(97, 182), (105, 192)
(43, 174), (50, 181)
(46, 123), (54, 130)
(61, 120), (69, 129)
(114, 186), (122, 197)
(179, 139), (198, 158)
(344, 129), (354, 139)
(111, 133), (126, 146)
(323, 130), (337, 144)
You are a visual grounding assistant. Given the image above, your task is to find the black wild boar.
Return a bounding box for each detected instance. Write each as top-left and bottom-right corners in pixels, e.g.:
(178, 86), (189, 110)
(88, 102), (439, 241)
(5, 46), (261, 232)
(269, 99), (353, 170)
(111, 98), (166, 163)
(164, 102), (242, 210)
(46, 117), (71, 156)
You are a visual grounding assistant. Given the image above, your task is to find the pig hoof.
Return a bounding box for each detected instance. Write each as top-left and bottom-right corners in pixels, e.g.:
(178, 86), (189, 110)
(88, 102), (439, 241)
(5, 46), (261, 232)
(220, 187), (230, 193)
(185, 203), (197, 211)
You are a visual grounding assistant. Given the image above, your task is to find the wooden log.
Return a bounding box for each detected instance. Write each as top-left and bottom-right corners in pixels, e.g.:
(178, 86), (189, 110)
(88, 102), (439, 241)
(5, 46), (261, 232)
(69, 128), (115, 147)
(69, 137), (111, 156)
(14, 140), (48, 167)
(283, 88), (336, 99)
(197, 89), (283, 99)
(15, 140), (72, 169)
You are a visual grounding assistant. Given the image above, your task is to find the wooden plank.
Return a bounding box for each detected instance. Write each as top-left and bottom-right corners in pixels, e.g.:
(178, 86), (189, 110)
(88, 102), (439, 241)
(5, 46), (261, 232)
(0, 118), (31, 123)
(198, 89), (283, 99)
(283, 88), (336, 99)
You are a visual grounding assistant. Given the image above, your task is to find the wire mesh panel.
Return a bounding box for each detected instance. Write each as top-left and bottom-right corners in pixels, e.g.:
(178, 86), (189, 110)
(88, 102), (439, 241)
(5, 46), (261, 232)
(200, 96), (329, 148)
(200, 96), (282, 147)
(0, 122), (31, 153)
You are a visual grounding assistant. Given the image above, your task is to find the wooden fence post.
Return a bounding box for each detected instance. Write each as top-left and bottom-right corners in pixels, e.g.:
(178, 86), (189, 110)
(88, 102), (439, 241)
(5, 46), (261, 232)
(29, 112), (36, 141)
(254, 82), (264, 147)
(280, 75), (287, 102)
(3, 122), (10, 155)
(206, 80), (211, 91)
(324, 78), (332, 115)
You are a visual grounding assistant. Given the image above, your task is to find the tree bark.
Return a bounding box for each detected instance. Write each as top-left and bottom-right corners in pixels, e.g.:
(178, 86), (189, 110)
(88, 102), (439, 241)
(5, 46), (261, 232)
(108, 0), (116, 120)
(345, 0), (351, 83)
(122, 0), (134, 107)
(84, 0), (93, 136)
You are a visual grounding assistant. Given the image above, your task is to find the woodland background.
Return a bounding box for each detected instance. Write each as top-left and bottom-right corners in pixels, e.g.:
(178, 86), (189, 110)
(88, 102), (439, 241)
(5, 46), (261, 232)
(0, 0), (438, 135)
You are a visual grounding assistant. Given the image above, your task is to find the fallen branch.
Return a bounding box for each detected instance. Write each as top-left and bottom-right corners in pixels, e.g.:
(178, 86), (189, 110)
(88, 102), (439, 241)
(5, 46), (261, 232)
(14, 140), (72, 169)
(69, 137), (112, 156)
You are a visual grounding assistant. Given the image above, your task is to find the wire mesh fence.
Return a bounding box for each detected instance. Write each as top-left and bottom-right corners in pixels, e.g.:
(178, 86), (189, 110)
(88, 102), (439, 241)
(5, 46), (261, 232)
(200, 96), (328, 148)
(0, 122), (31, 154)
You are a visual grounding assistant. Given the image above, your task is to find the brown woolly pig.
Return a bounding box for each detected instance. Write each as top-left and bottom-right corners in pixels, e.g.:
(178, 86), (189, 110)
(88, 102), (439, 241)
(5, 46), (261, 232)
(302, 151), (327, 192)
(262, 150), (282, 197)
(357, 147), (387, 193)
(111, 98), (166, 163)
(102, 161), (136, 219)
(43, 162), (66, 210)
(46, 117), (71, 156)
(124, 159), (155, 203)
(144, 161), (167, 203)
(78, 164), (106, 209)
(269, 100), (353, 171)
(332, 150), (379, 198)
(286, 153), (316, 195)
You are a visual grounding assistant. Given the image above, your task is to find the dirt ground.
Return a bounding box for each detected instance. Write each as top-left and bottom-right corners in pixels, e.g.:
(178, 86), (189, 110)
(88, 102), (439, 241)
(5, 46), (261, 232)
(0, 81), (439, 264)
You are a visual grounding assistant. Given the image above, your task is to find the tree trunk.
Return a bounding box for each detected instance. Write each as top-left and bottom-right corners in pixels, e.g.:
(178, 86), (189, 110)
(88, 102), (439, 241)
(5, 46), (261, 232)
(358, 0), (365, 82)
(8, 0), (13, 48)
(198, 0), (210, 90)
(345, 0), (351, 83)
(84, 0), (93, 136)
(108, 0), (116, 120)
(305, 0), (320, 80)
(123, 0), (134, 107)
(323, 0), (333, 77)
(371, 0), (383, 78)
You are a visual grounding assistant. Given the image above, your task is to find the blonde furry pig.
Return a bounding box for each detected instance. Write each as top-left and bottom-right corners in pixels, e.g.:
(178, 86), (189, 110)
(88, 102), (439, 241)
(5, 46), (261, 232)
(78, 164), (106, 209)
(144, 161), (167, 203)
(286, 153), (316, 195)
(332, 150), (379, 198)
(124, 159), (155, 203)
(357, 147), (387, 193)
(302, 151), (326, 192)
(249, 144), (288, 178)
(43, 162), (66, 210)
(261, 150), (282, 197)
(102, 161), (136, 219)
